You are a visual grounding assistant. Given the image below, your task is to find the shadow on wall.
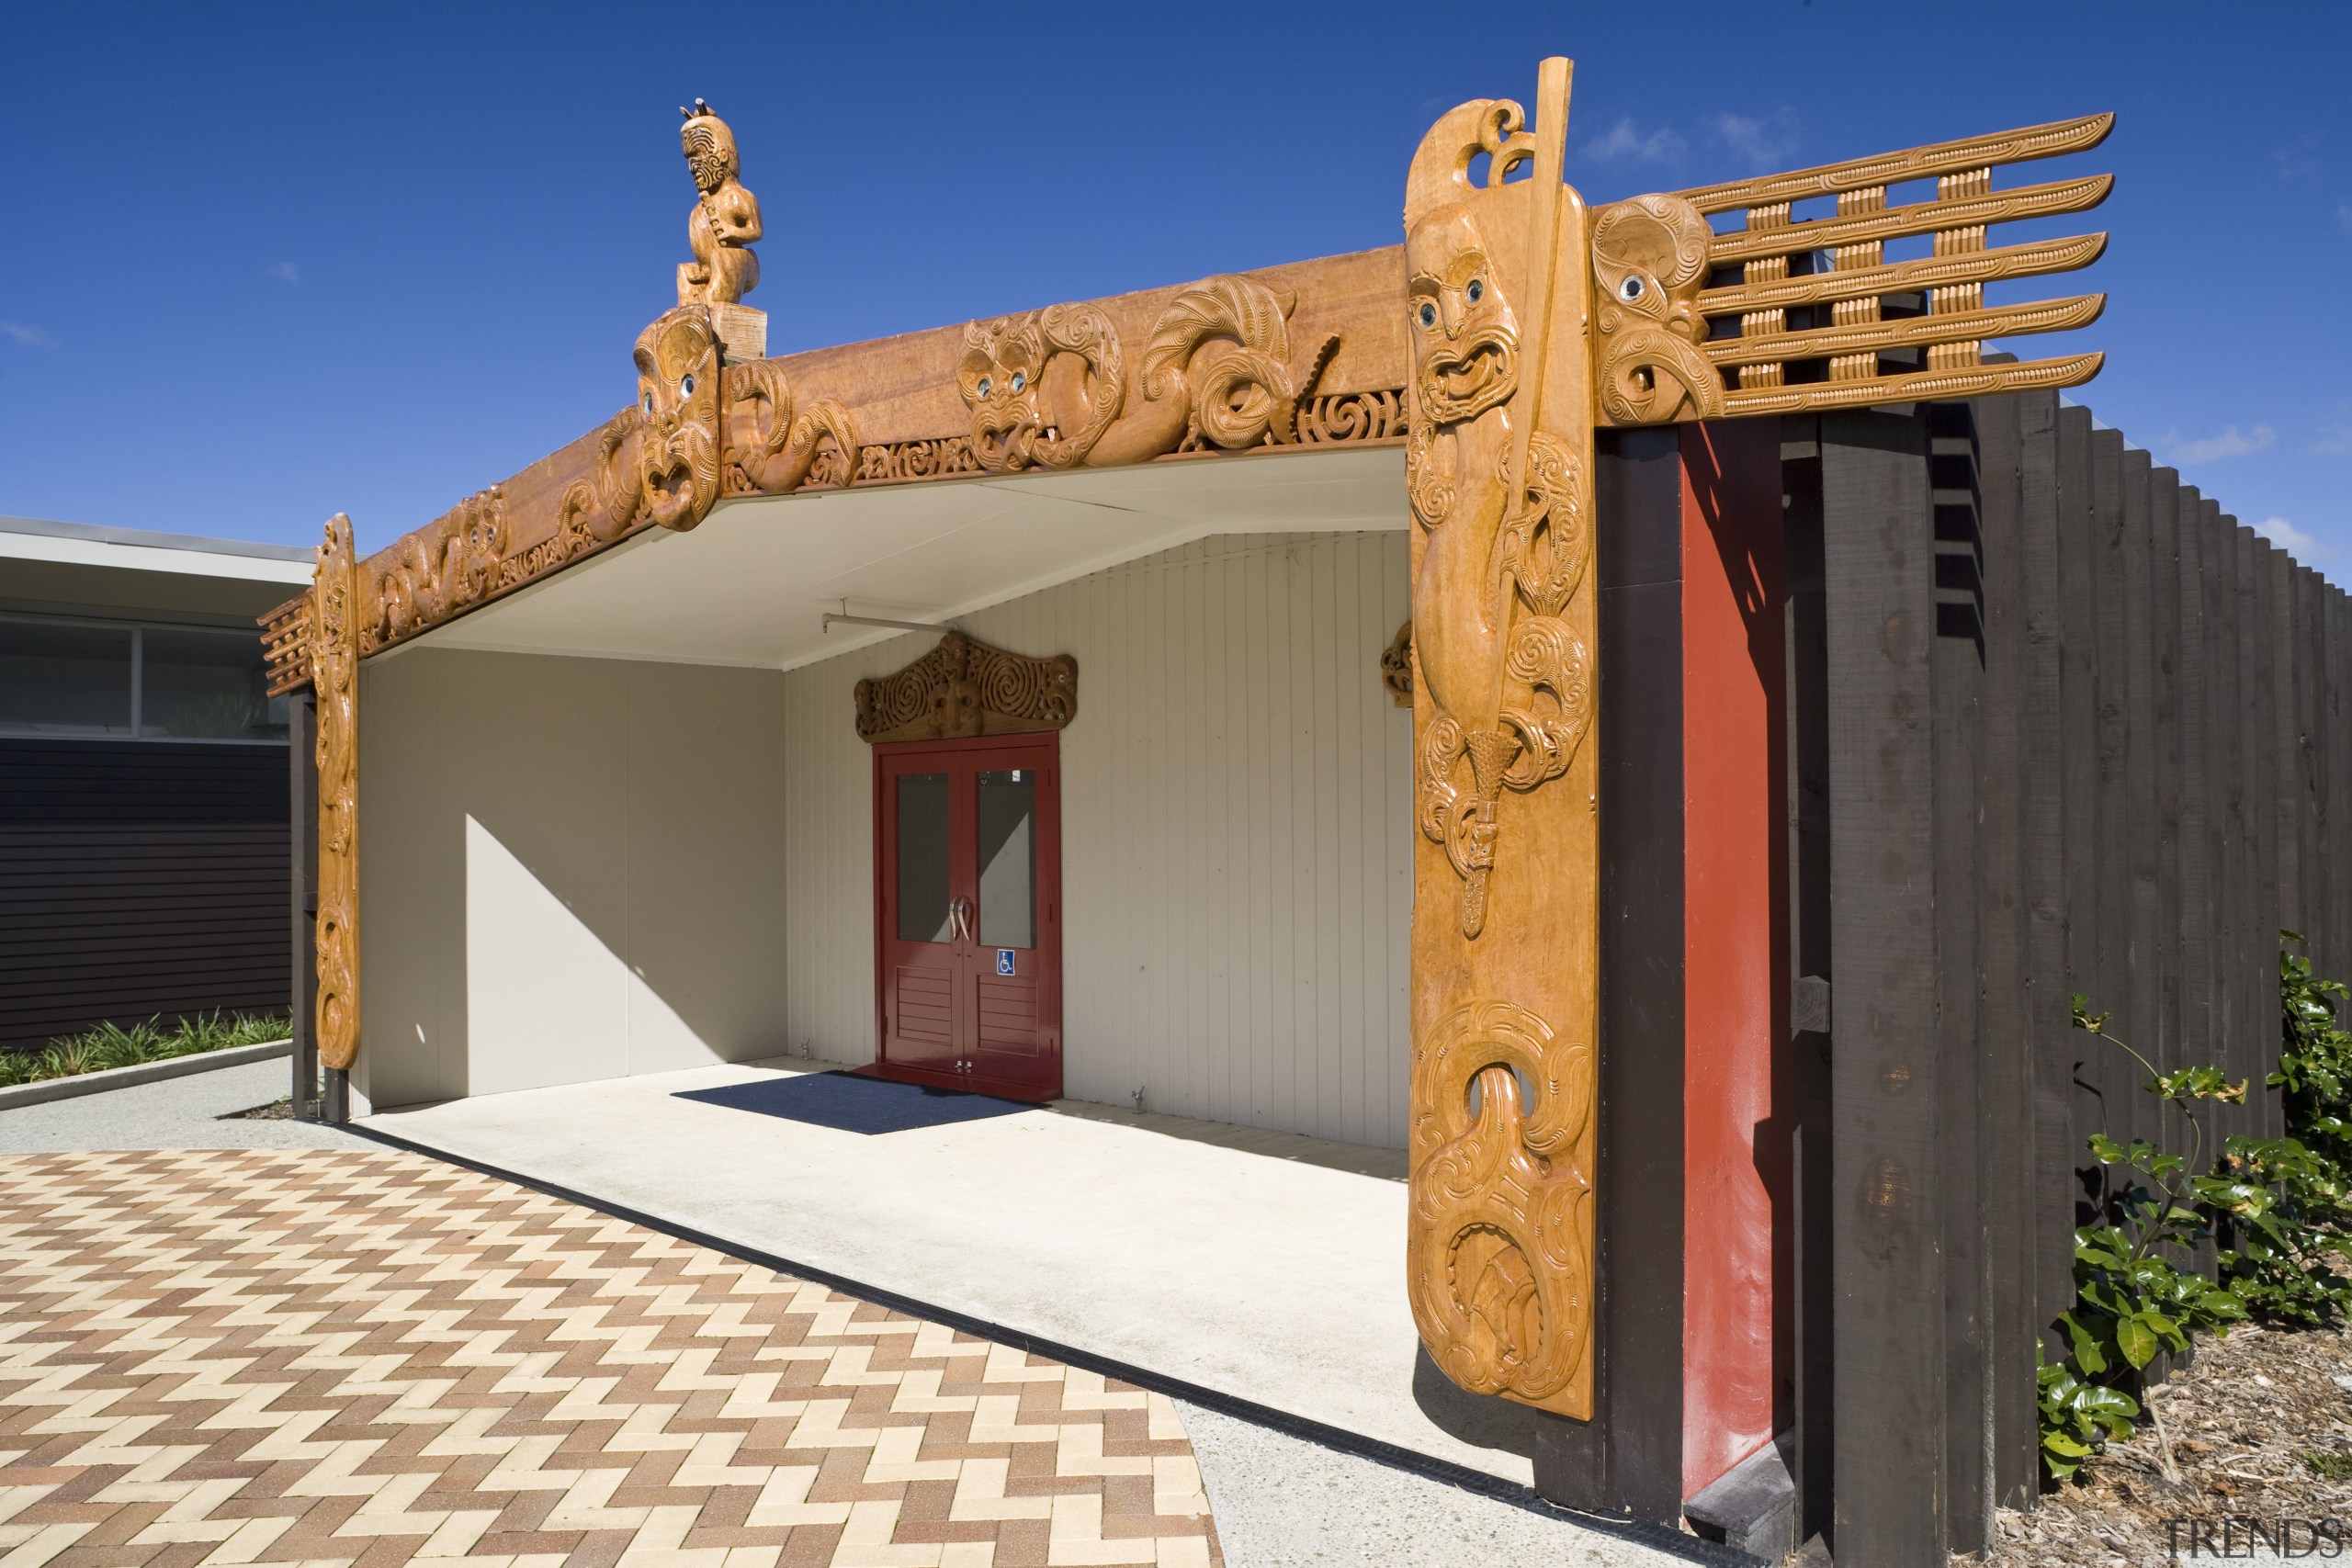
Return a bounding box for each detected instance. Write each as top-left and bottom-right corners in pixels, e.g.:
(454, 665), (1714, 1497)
(358, 649), (793, 1109)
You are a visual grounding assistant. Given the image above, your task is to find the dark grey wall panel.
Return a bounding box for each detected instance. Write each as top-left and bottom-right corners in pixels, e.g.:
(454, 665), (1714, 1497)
(0, 739), (289, 1051)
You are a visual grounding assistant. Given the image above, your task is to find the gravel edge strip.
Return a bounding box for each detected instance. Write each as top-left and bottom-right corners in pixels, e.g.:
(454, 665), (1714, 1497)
(0, 1038), (292, 1111)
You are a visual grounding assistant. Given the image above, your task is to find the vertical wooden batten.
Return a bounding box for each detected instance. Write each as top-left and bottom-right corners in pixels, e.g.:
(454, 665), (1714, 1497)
(1967, 389), (2037, 1509)
(1928, 400), (1985, 1546)
(1532, 426), (1686, 1520)
(1821, 409), (1943, 1564)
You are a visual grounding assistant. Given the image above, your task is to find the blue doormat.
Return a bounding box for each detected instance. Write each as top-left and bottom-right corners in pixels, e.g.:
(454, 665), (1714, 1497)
(673, 1070), (1036, 1135)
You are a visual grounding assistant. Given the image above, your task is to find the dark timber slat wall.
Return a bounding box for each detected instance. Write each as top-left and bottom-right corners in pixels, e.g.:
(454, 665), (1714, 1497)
(1807, 395), (2335, 1559)
(2152, 470), (2188, 1118)
(1968, 392), (2039, 1509)
(2242, 524), (2279, 1134)
(2055, 407), (2099, 1084)
(2209, 501), (2251, 1136)
(1928, 403), (1986, 1542)
(2335, 588), (2352, 1014)
(2087, 427), (2138, 1156)
(2271, 547), (2301, 948)
(1822, 409), (1943, 1566)
(2018, 395), (2079, 1258)
(2119, 446), (2165, 1167)
(1781, 423), (1838, 1545)
(1, 739), (290, 1052)
(2176, 484), (2214, 1132)
(2317, 577), (2334, 1002)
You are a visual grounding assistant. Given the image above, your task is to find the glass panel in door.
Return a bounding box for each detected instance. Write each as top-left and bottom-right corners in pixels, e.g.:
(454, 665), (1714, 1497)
(895, 773), (953, 942)
(976, 768), (1036, 949)
(883, 767), (960, 1077)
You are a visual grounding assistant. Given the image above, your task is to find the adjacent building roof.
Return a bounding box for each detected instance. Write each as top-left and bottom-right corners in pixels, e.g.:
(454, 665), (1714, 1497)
(0, 513), (315, 584)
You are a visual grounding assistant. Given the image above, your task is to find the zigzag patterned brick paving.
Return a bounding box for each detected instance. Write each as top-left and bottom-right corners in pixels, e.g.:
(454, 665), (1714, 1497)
(0, 1150), (1222, 1568)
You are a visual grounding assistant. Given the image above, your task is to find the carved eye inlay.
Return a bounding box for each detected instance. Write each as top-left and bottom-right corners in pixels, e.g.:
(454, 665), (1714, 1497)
(640, 391), (653, 415)
(1419, 302), (1437, 328)
(1010, 371), (1026, 394)
(681, 374), (697, 397)
(977, 377), (992, 399)
(1466, 279), (1483, 304)
(1619, 276), (1645, 302)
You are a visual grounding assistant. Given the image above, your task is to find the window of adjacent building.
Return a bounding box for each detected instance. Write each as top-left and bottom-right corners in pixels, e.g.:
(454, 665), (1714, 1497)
(0, 615), (287, 742)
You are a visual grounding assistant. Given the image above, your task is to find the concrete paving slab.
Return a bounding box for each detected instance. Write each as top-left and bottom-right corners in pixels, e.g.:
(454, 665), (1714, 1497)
(361, 1060), (1550, 1487)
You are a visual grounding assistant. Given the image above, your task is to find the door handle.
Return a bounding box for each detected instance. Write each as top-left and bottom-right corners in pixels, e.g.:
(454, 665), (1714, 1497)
(949, 897), (973, 943)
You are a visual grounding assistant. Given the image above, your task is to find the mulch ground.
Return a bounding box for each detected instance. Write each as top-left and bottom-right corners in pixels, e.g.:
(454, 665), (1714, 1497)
(1973, 1322), (2352, 1564)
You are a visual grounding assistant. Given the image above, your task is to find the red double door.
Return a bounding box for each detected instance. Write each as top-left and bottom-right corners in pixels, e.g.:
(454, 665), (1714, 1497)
(872, 734), (1062, 1100)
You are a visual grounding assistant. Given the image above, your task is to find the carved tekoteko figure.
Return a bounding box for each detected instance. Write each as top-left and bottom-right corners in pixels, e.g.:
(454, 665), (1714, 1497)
(676, 99), (761, 307)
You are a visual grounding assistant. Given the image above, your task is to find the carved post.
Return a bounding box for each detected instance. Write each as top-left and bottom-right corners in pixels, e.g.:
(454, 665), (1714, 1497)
(311, 514), (362, 1119)
(1403, 58), (1601, 1421)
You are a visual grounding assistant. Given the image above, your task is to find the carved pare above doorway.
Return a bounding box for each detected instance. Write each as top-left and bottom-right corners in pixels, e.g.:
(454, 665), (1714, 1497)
(854, 633), (1077, 744)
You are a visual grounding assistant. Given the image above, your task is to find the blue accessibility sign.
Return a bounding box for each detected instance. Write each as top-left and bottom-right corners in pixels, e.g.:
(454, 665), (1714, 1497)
(996, 949), (1016, 976)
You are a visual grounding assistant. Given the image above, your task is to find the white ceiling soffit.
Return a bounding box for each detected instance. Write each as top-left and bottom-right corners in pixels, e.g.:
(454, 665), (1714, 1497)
(409, 444), (1405, 671)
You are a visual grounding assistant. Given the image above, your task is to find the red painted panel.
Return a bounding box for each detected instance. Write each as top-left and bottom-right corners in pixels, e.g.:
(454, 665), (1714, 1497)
(1679, 419), (1790, 1498)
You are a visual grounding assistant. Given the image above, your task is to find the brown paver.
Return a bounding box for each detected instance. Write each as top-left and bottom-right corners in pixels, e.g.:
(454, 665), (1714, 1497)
(0, 1151), (1222, 1568)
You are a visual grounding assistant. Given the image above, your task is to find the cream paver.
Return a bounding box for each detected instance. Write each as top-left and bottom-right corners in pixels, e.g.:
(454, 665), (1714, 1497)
(0, 1150), (1220, 1568)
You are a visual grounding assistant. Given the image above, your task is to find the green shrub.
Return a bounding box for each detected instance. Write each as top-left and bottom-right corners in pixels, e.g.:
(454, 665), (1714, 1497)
(2200, 1134), (2352, 1327)
(2044, 943), (2352, 1483)
(8, 1011), (293, 1088)
(2038, 1350), (2140, 1483)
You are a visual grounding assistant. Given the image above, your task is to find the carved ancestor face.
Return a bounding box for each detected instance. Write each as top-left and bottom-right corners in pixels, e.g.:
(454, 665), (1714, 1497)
(633, 308), (722, 531)
(1589, 195), (1712, 345)
(681, 114), (739, 195)
(957, 316), (1049, 472)
(1407, 206), (1520, 426)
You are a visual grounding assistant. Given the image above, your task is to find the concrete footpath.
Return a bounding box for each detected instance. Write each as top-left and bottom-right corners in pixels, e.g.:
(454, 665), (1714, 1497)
(361, 1060), (1538, 1484)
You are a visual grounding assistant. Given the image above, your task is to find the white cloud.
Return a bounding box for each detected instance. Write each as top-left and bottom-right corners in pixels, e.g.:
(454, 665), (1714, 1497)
(2165, 423), (2276, 465)
(269, 261), (300, 284)
(2256, 516), (2329, 558)
(2274, 133), (2322, 181)
(0, 321), (52, 347)
(1712, 109), (1798, 172)
(1582, 117), (1688, 168)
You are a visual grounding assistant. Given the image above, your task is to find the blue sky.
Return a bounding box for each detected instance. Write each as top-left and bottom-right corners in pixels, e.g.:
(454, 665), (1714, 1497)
(1, 2), (2346, 561)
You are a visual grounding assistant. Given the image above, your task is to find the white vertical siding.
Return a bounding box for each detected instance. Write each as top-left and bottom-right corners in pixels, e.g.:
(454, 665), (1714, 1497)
(781, 531), (1413, 1147)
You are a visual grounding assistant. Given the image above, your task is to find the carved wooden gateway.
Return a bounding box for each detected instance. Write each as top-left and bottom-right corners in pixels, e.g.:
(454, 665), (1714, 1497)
(1396, 62), (2109, 1422)
(261, 58), (2113, 1475)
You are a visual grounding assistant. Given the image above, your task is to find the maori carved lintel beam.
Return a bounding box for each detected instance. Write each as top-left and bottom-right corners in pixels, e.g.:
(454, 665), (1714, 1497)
(311, 514), (363, 1075)
(854, 633), (1076, 744)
